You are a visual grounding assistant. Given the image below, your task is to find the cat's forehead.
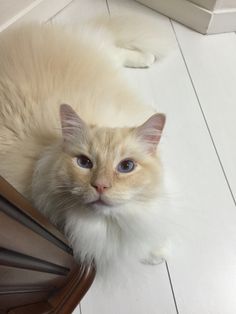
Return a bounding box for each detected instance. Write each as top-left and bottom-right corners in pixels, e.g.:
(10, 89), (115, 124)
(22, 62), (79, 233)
(88, 126), (136, 160)
(90, 126), (128, 149)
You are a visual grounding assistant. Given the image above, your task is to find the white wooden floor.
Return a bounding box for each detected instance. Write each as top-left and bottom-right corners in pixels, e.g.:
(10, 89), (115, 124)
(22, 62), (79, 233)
(52, 1), (236, 313)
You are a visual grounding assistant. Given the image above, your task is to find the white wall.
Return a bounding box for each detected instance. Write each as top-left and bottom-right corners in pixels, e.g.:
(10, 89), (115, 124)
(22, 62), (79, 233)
(0, 0), (72, 32)
(185, 0), (236, 10)
(215, 0), (236, 9)
(137, 0), (236, 34)
(0, 0), (37, 26)
(189, 0), (217, 10)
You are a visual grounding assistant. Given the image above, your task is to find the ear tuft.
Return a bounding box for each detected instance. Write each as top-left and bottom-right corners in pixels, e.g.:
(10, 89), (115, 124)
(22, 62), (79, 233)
(136, 113), (166, 153)
(60, 104), (87, 144)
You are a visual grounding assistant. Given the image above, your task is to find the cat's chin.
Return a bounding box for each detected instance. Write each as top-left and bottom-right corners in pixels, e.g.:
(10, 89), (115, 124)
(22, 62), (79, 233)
(85, 198), (124, 215)
(86, 195), (112, 206)
(87, 203), (115, 216)
(86, 195), (121, 208)
(89, 199), (110, 207)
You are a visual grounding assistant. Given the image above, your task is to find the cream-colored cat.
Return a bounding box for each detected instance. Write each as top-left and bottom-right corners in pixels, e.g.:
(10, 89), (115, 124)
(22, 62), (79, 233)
(0, 17), (168, 274)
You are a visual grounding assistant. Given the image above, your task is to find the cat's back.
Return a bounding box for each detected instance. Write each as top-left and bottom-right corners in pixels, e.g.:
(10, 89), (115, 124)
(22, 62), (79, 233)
(0, 23), (153, 131)
(0, 23), (114, 130)
(0, 23), (122, 192)
(0, 22), (155, 194)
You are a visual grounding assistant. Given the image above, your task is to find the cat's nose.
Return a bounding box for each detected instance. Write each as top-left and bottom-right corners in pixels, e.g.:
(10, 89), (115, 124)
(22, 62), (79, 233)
(91, 181), (111, 194)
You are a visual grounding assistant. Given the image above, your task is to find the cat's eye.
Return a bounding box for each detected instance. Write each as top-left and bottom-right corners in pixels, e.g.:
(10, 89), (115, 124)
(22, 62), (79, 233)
(76, 155), (93, 169)
(117, 159), (136, 173)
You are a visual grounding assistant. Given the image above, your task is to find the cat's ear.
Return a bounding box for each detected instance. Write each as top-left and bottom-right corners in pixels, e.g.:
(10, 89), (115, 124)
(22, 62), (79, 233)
(136, 113), (166, 153)
(60, 104), (88, 147)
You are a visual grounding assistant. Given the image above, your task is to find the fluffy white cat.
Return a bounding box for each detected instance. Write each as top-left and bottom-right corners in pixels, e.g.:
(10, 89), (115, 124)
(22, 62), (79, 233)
(0, 15), (172, 274)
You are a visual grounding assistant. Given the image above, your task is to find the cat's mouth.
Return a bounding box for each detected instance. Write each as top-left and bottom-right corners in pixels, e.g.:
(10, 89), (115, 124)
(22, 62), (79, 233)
(88, 197), (111, 207)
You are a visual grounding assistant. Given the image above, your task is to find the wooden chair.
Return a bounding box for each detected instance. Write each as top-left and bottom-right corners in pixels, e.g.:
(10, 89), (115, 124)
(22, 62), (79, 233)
(0, 176), (95, 313)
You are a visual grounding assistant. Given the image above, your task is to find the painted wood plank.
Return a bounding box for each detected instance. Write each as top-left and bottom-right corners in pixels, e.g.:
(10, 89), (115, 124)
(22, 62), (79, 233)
(188, 0), (217, 10)
(0, 0), (44, 32)
(0, 0), (72, 32)
(52, 0), (236, 313)
(137, 0), (236, 34)
(52, 2), (110, 314)
(79, 1), (178, 314)
(81, 263), (177, 314)
(105, 1), (236, 314)
(172, 22), (236, 203)
(136, 0), (212, 34)
(0, 0), (37, 25)
(52, 0), (108, 24)
(0, 212), (73, 268)
(18, 0), (73, 24)
(53, 0), (177, 313)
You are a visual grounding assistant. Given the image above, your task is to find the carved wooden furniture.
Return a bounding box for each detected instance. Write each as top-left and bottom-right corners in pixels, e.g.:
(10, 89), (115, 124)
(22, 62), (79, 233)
(0, 176), (95, 313)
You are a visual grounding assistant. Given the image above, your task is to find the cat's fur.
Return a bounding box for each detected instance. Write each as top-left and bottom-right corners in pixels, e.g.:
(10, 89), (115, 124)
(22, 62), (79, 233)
(0, 16), (169, 274)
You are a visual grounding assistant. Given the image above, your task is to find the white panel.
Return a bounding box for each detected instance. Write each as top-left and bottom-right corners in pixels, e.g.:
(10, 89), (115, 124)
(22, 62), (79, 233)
(137, 0), (236, 34)
(81, 263), (177, 314)
(188, 0), (217, 10)
(0, 0), (72, 32)
(215, 0), (236, 9)
(167, 21), (236, 314)
(78, 2), (178, 314)
(50, 0), (236, 313)
(209, 10), (236, 33)
(0, 0), (37, 25)
(52, 0), (108, 24)
(0, 0), (44, 31)
(172, 21), (236, 209)
(136, 0), (212, 34)
(109, 1), (236, 314)
(18, 0), (73, 23)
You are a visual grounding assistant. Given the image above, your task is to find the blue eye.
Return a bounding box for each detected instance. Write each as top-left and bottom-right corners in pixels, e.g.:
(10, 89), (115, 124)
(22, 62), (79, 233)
(76, 155), (93, 169)
(117, 159), (136, 173)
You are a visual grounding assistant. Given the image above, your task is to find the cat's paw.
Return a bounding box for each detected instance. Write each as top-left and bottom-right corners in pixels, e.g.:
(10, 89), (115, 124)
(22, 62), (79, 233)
(141, 251), (165, 266)
(121, 48), (156, 68)
(131, 52), (156, 68)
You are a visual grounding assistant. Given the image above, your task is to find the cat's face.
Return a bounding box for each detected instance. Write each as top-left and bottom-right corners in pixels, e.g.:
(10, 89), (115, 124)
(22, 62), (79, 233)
(53, 104), (165, 215)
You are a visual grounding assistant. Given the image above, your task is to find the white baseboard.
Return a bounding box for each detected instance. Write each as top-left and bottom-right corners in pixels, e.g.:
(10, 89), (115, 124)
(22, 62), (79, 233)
(209, 9), (236, 34)
(0, 0), (73, 32)
(136, 0), (236, 34)
(188, 0), (217, 11)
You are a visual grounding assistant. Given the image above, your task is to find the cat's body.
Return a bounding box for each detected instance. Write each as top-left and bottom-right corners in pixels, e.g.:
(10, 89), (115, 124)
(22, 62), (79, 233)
(0, 17), (169, 274)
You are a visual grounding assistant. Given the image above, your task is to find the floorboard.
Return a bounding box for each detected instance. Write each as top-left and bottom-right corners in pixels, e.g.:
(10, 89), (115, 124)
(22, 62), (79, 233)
(107, 1), (236, 314)
(52, 0), (108, 24)
(53, 1), (236, 313)
(172, 21), (236, 203)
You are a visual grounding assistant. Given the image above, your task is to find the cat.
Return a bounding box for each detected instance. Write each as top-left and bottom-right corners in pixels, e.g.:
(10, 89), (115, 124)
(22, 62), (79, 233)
(0, 15), (170, 274)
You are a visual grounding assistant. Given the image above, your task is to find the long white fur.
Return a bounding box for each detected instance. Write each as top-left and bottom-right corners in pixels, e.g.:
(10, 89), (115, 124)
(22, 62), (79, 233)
(0, 15), (173, 275)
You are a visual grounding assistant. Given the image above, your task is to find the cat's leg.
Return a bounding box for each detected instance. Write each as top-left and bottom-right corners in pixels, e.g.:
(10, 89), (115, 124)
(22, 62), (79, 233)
(118, 47), (156, 68)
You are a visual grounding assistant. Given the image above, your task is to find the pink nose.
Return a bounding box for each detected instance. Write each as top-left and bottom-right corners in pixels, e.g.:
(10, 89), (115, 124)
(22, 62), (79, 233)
(92, 182), (111, 194)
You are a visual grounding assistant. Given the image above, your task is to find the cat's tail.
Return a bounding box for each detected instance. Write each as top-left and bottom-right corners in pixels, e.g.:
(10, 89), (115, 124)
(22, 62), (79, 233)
(88, 14), (174, 68)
